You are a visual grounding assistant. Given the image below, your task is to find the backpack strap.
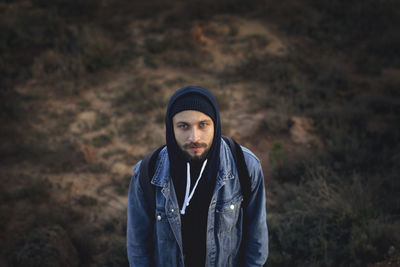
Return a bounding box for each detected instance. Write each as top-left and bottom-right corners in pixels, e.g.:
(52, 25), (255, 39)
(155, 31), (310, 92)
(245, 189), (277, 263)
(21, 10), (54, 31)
(139, 145), (165, 213)
(222, 136), (252, 265)
(222, 136), (252, 208)
(140, 138), (252, 211)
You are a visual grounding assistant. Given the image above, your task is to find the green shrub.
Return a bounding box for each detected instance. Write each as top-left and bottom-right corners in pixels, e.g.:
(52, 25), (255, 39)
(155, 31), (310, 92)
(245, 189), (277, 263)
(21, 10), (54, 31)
(102, 240), (129, 267)
(15, 225), (79, 267)
(271, 0), (400, 69)
(32, 25), (117, 77)
(259, 114), (293, 135)
(93, 112), (111, 130)
(31, 0), (100, 18)
(0, 0), (137, 93)
(110, 176), (130, 196)
(144, 37), (169, 54)
(268, 167), (398, 267)
(313, 63), (349, 93)
(113, 79), (164, 112)
(228, 55), (307, 98)
(118, 116), (148, 144)
(92, 134), (113, 148)
(163, 0), (263, 25)
(103, 218), (118, 233)
(3, 177), (52, 203)
(77, 195), (98, 206)
(143, 54), (158, 68)
(31, 49), (85, 80)
(71, 228), (97, 265)
(162, 49), (213, 68)
(310, 103), (399, 176)
(268, 141), (306, 184)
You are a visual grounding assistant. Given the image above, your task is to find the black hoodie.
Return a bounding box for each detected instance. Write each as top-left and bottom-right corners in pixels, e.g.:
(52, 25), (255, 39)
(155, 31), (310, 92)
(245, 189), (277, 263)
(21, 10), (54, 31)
(165, 86), (221, 266)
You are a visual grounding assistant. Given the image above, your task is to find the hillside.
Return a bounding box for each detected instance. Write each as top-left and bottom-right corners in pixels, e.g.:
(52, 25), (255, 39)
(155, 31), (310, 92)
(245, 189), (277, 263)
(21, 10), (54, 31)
(1, 0), (399, 266)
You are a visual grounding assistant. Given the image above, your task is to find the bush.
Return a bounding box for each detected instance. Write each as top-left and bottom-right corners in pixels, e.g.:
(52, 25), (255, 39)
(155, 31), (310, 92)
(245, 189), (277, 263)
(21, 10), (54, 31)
(77, 195), (98, 206)
(3, 177), (51, 204)
(118, 116), (146, 139)
(162, 49), (213, 68)
(0, 0), (137, 93)
(112, 78), (164, 113)
(93, 112), (111, 131)
(15, 225), (79, 267)
(102, 240), (129, 267)
(31, 49), (85, 80)
(32, 25), (117, 79)
(71, 228), (97, 265)
(31, 0), (100, 18)
(258, 114), (293, 135)
(268, 167), (398, 267)
(310, 103), (399, 175)
(268, 141), (306, 184)
(110, 176), (130, 196)
(144, 37), (169, 54)
(270, 0), (400, 69)
(92, 134), (113, 148)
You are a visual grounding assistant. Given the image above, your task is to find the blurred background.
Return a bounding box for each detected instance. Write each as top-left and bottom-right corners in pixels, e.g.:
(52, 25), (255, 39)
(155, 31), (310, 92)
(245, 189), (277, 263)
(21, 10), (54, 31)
(1, 0), (399, 266)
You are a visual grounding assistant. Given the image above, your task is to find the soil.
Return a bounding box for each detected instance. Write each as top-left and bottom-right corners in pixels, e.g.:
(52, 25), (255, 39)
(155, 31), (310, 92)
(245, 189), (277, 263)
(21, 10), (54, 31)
(1, 10), (395, 267)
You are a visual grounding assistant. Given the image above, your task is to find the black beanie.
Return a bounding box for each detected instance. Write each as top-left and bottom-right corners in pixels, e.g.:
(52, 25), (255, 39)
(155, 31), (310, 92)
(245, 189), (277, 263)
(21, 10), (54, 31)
(169, 93), (216, 123)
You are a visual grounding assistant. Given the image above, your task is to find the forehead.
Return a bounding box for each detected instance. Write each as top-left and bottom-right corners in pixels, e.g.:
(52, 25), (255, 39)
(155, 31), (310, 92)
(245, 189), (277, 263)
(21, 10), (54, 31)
(172, 110), (212, 123)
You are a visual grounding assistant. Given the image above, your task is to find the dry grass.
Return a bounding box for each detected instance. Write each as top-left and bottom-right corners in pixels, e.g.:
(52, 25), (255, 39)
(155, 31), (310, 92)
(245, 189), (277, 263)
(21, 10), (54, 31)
(1, 0), (399, 266)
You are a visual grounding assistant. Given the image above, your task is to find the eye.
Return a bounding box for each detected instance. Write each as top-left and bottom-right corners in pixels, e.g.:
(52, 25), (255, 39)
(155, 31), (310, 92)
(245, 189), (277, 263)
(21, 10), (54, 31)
(199, 122), (208, 128)
(178, 123), (189, 129)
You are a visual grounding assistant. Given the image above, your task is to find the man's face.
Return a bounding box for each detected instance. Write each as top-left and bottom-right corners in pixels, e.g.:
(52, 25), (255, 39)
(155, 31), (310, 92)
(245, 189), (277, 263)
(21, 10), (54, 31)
(172, 110), (214, 161)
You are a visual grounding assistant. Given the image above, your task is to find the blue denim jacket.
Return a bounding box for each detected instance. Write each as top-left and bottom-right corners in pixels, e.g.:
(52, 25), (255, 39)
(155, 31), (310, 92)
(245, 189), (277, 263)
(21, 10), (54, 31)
(127, 139), (268, 266)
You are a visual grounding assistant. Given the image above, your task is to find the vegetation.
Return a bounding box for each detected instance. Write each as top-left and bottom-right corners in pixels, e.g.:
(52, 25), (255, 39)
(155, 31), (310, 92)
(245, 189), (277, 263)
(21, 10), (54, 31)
(0, 0), (399, 266)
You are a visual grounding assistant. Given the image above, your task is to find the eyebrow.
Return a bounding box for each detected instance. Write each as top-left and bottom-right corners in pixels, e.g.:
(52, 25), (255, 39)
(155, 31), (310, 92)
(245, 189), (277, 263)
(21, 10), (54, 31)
(175, 119), (212, 124)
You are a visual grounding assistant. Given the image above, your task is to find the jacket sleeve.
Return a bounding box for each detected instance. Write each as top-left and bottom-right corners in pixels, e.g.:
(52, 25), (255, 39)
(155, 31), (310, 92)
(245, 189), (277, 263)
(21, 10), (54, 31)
(242, 154), (269, 267)
(126, 161), (155, 267)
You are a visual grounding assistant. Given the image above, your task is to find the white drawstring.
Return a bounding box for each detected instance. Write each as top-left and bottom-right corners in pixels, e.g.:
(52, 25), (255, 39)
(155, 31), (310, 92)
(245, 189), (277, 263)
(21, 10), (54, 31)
(180, 159), (208, 215)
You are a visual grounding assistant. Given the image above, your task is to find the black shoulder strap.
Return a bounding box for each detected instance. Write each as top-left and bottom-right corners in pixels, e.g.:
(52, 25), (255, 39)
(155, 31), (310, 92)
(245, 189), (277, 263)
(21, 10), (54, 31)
(140, 138), (252, 211)
(222, 136), (252, 208)
(222, 136), (252, 266)
(139, 145), (165, 212)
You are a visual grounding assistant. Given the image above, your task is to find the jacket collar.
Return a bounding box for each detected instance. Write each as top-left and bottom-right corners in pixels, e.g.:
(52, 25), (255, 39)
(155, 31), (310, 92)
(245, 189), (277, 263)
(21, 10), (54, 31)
(151, 138), (234, 187)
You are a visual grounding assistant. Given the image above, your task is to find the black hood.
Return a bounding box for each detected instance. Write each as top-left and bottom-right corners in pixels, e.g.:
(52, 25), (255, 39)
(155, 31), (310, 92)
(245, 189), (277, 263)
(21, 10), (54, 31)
(165, 85), (221, 166)
(165, 86), (221, 266)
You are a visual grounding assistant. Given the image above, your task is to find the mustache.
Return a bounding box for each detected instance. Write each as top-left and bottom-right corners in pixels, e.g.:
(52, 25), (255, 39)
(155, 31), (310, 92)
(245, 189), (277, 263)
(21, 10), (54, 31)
(183, 142), (207, 149)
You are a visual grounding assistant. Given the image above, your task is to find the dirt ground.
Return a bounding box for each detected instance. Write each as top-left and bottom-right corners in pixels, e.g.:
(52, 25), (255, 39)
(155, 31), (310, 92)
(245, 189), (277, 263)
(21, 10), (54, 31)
(1, 7), (397, 266)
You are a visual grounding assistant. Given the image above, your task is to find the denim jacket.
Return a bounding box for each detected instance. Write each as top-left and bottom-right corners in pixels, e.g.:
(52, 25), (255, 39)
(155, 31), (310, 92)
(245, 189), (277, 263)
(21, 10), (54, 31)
(127, 139), (268, 266)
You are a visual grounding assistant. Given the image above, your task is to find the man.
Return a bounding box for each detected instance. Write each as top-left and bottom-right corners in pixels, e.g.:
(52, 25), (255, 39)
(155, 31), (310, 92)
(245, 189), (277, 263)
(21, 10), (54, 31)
(127, 86), (268, 266)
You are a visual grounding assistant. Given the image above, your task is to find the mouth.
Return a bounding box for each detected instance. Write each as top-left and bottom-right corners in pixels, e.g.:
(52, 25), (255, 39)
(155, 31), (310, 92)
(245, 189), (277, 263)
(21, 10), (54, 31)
(184, 142), (207, 153)
(181, 142), (209, 160)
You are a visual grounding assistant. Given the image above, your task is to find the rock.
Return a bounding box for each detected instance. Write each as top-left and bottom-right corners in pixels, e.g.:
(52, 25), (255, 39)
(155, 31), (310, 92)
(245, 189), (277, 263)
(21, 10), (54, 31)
(70, 111), (97, 134)
(77, 144), (98, 163)
(112, 162), (131, 175)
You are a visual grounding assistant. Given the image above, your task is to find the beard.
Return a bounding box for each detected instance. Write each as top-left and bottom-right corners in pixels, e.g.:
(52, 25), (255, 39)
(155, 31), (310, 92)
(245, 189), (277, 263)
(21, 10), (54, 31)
(180, 142), (210, 162)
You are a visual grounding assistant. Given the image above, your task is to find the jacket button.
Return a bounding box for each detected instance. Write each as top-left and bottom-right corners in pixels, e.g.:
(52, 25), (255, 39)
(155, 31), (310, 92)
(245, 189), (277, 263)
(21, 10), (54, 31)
(230, 204), (235, 210)
(171, 209), (175, 212)
(157, 215), (162, 221)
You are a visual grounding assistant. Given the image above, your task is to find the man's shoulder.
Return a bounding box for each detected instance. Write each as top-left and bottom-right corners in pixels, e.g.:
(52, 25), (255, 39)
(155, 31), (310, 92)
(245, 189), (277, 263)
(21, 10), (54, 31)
(132, 146), (167, 176)
(220, 137), (261, 171)
(221, 138), (263, 192)
(240, 146), (260, 163)
(240, 145), (262, 178)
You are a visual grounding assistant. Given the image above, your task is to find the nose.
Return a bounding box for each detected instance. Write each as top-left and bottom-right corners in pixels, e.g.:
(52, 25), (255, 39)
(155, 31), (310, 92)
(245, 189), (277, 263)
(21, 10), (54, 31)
(188, 128), (200, 143)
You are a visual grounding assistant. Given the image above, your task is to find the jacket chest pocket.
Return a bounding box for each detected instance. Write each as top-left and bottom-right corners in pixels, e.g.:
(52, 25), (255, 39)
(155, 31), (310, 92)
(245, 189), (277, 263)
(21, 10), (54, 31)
(215, 195), (243, 233)
(155, 208), (175, 242)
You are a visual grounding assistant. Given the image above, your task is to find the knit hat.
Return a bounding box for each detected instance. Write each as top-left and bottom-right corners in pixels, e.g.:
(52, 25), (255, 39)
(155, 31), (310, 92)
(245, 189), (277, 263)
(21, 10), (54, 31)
(169, 93), (216, 123)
